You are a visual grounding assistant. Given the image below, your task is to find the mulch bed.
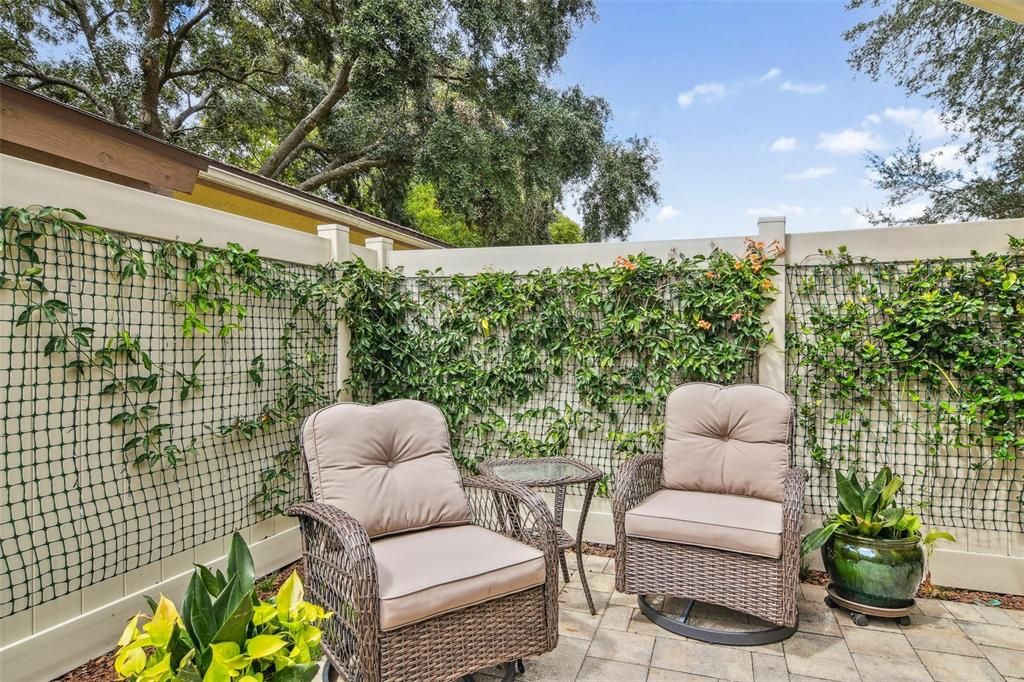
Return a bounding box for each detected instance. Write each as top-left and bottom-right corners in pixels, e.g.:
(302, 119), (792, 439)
(53, 551), (1023, 681)
(802, 568), (1024, 610)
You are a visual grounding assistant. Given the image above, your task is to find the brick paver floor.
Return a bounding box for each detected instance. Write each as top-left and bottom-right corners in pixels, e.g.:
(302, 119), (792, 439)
(475, 553), (1024, 682)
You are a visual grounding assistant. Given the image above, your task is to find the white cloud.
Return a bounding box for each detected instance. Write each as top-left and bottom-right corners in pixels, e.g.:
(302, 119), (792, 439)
(817, 128), (887, 154)
(882, 107), (947, 140)
(864, 113), (882, 125)
(840, 206), (872, 228)
(770, 137), (798, 152)
(780, 80), (827, 95)
(677, 83), (728, 108)
(890, 202), (929, 223)
(922, 144), (967, 172)
(758, 67), (781, 83)
(746, 203), (805, 217)
(785, 166), (836, 181)
(655, 205), (680, 222)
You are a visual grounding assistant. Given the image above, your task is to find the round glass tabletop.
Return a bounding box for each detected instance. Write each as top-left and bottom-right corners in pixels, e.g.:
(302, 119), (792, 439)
(479, 458), (601, 485)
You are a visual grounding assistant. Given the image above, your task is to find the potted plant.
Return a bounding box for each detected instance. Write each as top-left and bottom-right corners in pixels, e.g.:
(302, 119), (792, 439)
(114, 533), (330, 681)
(801, 467), (955, 609)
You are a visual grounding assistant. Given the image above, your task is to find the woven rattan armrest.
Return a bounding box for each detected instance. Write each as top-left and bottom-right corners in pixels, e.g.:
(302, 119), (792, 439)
(613, 453), (663, 516)
(782, 467), (806, 549)
(463, 475), (560, 560)
(287, 501), (380, 678)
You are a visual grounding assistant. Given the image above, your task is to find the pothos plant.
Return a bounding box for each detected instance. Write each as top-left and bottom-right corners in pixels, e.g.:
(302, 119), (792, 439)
(114, 533), (330, 681)
(335, 238), (783, 486)
(1, 205), (338, 514)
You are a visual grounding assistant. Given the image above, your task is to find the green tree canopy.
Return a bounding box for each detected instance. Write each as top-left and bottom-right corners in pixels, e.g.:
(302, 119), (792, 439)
(2, 0), (660, 245)
(547, 213), (583, 244)
(845, 0), (1024, 224)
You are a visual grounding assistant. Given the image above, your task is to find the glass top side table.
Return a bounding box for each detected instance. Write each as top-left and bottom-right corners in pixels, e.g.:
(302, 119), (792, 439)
(479, 456), (604, 614)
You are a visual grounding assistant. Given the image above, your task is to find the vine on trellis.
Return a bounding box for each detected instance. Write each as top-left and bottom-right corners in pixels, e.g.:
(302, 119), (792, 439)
(335, 241), (782, 487)
(1, 206), (338, 514)
(787, 238), (1024, 469)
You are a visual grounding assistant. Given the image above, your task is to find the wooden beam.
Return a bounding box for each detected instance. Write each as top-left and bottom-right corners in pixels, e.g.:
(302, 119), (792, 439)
(0, 82), (207, 193)
(959, 0), (1024, 23)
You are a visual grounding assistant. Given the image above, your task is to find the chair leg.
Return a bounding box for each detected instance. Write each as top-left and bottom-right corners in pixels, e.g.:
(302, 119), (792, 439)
(559, 552), (571, 583)
(499, 659), (525, 682)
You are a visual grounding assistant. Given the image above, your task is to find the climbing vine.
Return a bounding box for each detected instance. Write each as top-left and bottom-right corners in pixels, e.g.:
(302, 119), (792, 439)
(787, 238), (1024, 469)
(335, 239), (782, 484)
(1, 206), (338, 514)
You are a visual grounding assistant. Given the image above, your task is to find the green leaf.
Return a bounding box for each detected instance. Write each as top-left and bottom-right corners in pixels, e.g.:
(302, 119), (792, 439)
(801, 522), (840, 557)
(226, 532), (255, 595)
(266, 663), (320, 682)
(182, 572), (217, 650)
(245, 633), (287, 659)
(835, 470), (864, 518)
(923, 530), (956, 546)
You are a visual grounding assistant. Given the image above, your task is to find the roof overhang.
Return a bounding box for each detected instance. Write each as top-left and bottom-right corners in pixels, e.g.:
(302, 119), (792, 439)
(959, 1), (1024, 23)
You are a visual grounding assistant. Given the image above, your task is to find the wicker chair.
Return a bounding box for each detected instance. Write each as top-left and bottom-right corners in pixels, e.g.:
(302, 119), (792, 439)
(289, 400), (559, 682)
(613, 382), (805, 645)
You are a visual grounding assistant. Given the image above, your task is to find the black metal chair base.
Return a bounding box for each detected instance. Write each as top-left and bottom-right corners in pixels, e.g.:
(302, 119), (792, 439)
(638, 595), (797, 646)
(459, 659), (525, 682)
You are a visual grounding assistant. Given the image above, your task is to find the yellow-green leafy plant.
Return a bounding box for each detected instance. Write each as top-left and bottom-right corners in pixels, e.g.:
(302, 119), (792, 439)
(114, 533), (329, 681)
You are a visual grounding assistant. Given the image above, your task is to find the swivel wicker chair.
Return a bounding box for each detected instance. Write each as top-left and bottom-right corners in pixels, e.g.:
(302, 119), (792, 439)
(613, 382), (805, 645)
(289, 400), (559, 681)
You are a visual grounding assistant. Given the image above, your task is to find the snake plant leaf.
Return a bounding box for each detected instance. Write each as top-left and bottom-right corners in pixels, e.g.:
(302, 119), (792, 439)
(835, 470), (863, 518)
(212, 586), (255, 647)
(801, 522), (840, 556)
(195, 564), (224, 597)
(862, 471), (888, 516)
(182, 572), (217, 650)
(227, 532), (256, 596)
(879, 474), (903, 509)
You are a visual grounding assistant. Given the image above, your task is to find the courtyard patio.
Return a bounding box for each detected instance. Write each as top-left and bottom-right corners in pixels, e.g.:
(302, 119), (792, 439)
(470, 553), (1024, 682)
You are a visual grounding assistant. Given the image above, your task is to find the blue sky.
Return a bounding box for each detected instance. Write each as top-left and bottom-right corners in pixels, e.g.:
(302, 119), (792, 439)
(552, 0), (955, 240)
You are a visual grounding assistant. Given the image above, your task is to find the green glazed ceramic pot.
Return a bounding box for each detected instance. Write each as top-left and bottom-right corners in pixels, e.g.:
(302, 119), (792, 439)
(822, 531), (924, 608)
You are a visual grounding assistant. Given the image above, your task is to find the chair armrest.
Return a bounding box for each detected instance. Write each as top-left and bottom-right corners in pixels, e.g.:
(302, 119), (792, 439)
(782, 467), (806, 547)
(287, 502), (380, 681)
(612, 453), (663, 519)
(463, 475), (560, 649)
(463, 475), (560, 560)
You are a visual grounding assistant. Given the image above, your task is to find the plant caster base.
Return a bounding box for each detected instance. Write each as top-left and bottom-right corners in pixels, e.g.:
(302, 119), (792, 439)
(638, 595), (798, 645)
(824, 584), (914, 627)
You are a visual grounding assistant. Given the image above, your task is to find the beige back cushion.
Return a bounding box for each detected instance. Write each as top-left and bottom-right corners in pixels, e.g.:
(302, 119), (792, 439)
(661, 383), (791, 502)
(301, 400), (473, 538)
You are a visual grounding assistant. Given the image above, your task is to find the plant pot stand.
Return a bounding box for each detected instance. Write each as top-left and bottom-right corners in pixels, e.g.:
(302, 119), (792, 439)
(824, 584), (914, 627)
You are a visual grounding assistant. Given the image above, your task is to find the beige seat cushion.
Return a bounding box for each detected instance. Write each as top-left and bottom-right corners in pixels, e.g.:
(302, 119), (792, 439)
(662, 383), (791, 502)
(302, 400), (472, 538)
(625, 489), (783, 558)
(372, 525), (546, 631)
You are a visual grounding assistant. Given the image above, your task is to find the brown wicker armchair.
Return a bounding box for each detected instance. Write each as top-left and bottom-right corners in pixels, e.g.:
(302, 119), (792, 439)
(613, 383), (805, 645)
(289, 400), (559, 682)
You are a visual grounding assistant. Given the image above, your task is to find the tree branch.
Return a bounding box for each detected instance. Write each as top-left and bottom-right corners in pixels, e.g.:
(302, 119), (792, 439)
(258, 57), (356, 178)
(297, 157), (388, 191)
(168, 89), (218, 136)
(4, 67), (108, 114)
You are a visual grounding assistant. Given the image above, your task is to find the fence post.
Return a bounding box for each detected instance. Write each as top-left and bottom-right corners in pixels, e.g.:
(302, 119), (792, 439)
(318, 224), (351, 398)
(757, 216), (787, 392)
(365, 236), (393, 270)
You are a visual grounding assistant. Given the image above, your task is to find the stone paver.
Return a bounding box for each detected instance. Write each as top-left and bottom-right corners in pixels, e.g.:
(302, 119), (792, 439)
(507, 576), (1024, 681)
(852, 652), (932, 681)
(917, 649), (1004, 681)
(587, 629), (655, 666)
(782, 632), (859, 682)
